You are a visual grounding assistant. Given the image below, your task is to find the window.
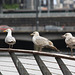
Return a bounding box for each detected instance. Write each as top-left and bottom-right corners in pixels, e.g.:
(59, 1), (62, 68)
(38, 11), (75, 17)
(41, 0), (48, 6)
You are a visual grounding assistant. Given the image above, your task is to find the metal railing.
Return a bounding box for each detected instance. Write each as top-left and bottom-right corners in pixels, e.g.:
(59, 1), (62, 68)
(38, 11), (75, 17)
(12, 26), (75, 32)
(0, 48), (75, 75)
(0, 12), (75, 18)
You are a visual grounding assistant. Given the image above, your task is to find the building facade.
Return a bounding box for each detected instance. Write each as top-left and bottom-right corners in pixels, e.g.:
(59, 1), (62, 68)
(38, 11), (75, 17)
(2, 0), (75, 10)
(2, 0), (54, 10)
(22, 0), (54, 10)
(56, 0), (75, 9)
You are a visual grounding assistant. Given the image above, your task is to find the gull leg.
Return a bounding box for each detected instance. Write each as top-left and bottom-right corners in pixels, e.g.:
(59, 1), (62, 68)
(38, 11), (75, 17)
(8, 45), (11, 50)
(9, 45), (13, 49)
(39, 47), (42, 51)
(71, 48), (73, 56)
(11, 45), (13, 48)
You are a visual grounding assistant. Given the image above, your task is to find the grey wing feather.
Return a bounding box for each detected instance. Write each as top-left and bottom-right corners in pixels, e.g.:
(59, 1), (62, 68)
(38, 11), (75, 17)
(35, 36), (49, 46)
(66, 37), (75, 45)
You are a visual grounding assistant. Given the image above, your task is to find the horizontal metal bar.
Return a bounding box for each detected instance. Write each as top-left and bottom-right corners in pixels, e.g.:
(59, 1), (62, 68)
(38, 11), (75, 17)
(0, 12), (75, 18)
(0, 48), (75, 60)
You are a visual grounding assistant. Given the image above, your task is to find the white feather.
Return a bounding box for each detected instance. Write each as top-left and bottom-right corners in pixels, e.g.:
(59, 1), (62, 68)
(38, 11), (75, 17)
(4, 29), (16, 48)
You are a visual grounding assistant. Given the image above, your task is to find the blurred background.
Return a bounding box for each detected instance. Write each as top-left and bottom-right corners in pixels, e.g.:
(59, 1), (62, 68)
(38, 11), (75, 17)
(0, 1), (75, 75)
(0, 0), (75, 51)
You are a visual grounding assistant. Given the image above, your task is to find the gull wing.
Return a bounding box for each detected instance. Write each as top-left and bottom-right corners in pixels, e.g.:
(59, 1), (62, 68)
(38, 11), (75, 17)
(66, 37), (75, 46)
(35, 36), (49, 46)
(5, 36), (16, 44)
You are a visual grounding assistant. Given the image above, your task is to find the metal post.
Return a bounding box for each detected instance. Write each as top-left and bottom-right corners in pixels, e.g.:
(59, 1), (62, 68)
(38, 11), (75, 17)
(31, 0), (34, 10)
(34, 54), (52, 75)
(0, 72), (3, 75)
(0, 0), (3, 13)
(23, 0), (26, 9)
(17, 0), (20, 4)
(55, 57), (72, 75)
(36, 0), (39, 31)
(2, 0), (5, 4)
(0, 5), (2, 13)
(48, 0), (50, 15)
(39, 0), (42, 16)
(11, 0), (14, 4)
(9, 52), (29, 75)
(50, 0), (54, 9)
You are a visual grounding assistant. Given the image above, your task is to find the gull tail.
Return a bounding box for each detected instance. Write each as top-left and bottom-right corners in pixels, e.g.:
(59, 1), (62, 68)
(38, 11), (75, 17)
(49, 41), (60, 52)
(47, 45), (60, 52)
(51, 46), (60, 52)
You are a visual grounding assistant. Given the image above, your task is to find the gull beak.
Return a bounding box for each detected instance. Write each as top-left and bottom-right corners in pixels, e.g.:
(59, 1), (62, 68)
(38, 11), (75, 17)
(3, 30), (6, 32)
(62, 35), (65, 38)
(30, 33), (34, 36)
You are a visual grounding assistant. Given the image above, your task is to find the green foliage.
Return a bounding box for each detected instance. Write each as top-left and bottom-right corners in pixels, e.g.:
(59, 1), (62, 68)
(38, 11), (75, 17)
(3, 4), (19, 9)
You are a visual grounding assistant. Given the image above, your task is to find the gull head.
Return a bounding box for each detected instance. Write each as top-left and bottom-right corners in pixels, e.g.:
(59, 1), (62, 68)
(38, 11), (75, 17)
(31, 31), (39, 36)
(3, 28), (12, 32)
(62, 33), (73, 38)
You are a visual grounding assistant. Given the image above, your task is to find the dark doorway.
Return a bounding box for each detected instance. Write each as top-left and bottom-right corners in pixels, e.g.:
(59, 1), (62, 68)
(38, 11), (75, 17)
(0, 39), (34, 50)
(0, 39), (70, 52)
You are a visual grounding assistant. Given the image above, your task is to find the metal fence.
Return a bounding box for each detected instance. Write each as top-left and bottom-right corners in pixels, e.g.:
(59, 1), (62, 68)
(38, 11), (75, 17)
(0, 12), (75, 32)
(0, 48), (75, 75)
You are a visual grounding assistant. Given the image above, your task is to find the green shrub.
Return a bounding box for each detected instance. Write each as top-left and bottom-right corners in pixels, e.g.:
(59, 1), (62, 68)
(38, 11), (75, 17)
(3, 4), (19, 9)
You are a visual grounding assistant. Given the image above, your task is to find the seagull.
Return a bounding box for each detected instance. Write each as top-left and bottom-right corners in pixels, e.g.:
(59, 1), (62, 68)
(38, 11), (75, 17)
(31, 31), (59, 51)
(3, 28), (16, 49)
(62, 33), (75, 56)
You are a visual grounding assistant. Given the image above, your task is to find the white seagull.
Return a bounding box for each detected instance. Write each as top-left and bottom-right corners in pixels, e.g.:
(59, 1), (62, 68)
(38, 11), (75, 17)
(31, 31), (59, 51)
(3, 28), (16, 49)
(62, 33), (75, 56)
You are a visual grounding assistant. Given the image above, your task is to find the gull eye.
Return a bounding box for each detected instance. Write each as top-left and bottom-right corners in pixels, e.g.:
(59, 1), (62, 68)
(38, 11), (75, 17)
(65, 34), (67, 36)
